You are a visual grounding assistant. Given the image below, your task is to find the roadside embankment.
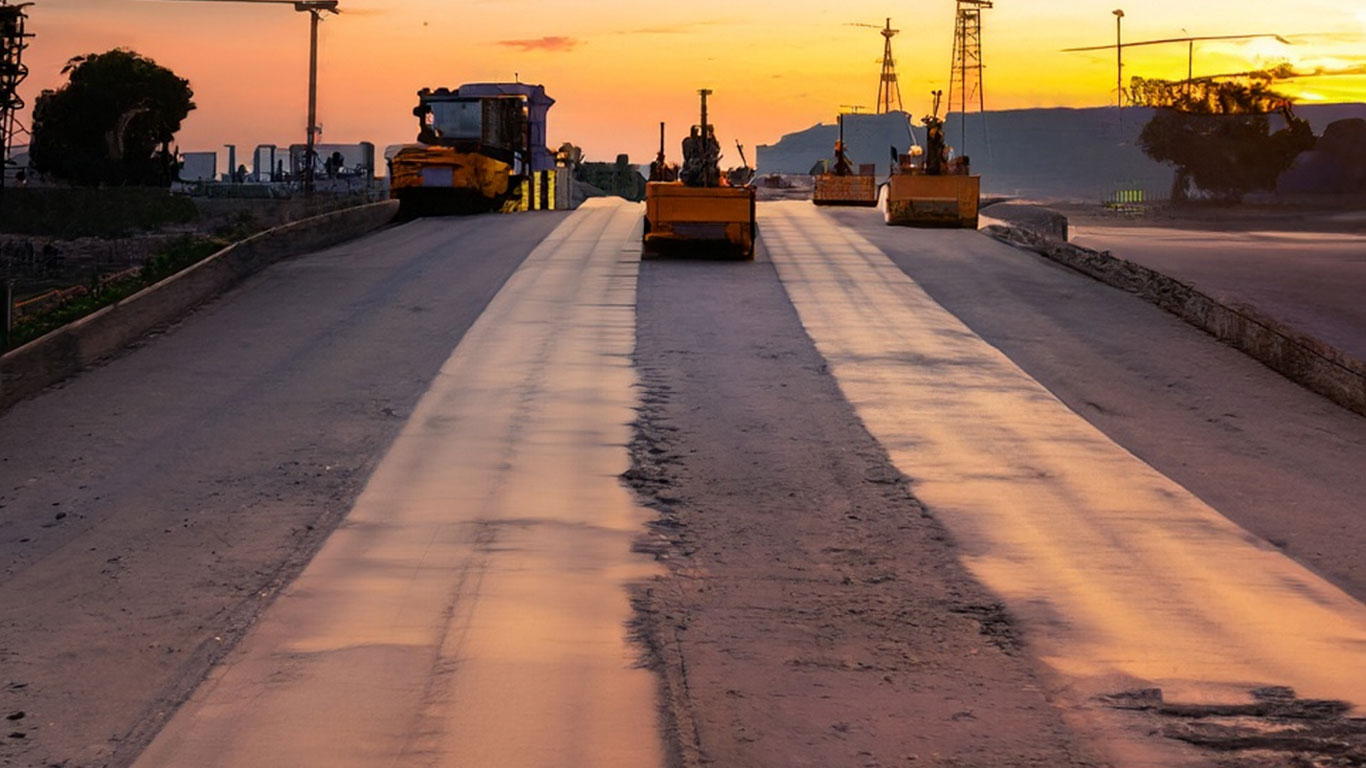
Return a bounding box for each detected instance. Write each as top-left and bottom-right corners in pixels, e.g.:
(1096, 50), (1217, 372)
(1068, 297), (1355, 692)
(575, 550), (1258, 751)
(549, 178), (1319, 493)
(0, 199), (398, 412)
(982, 206), (1366, 418)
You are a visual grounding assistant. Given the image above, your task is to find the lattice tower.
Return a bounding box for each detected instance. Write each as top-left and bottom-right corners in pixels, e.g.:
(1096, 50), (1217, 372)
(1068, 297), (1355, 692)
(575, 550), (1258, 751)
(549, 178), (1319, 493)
(947, 0), (992, 154)
(875, 18), (902, 114)
(1, 1), (33, 190)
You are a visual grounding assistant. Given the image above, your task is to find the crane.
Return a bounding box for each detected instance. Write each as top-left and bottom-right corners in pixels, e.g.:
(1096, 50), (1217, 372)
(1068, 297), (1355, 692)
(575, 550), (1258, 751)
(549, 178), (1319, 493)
(160, 0), (341, 195)
(1063, 31), (1294, 104)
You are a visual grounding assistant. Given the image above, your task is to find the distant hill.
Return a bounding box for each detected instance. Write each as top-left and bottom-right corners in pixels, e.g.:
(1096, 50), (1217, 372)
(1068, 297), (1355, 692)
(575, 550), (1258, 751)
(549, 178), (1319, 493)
(755, 104), (1366, 202)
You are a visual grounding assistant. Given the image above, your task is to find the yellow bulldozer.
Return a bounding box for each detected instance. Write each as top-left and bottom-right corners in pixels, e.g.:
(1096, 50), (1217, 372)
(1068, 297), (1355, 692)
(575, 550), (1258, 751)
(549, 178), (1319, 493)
(884, 91), (980, 228)
(643, 90), (757, 259)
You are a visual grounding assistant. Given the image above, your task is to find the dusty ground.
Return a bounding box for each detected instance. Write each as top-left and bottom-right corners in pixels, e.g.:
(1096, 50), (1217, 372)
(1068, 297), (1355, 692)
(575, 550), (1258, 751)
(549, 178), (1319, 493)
(0, 213), (564, 767)
(1069, 224), (1366, 364)
(827, 205), (1366, 612)
(1055, 199), (1366, 235)
(774, 204), (1366, 768)
(6, 198), (1366, 768)
(627, 251), (1095, 768)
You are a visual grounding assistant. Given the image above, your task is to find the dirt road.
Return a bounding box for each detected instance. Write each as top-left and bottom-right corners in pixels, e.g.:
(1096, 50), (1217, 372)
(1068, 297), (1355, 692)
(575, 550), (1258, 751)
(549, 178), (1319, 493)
(773, 202), (1366, 766)
(828, 205), (1366, 612)
(132, 200), (661, 768)
(5, 199), (1366, 767)
(0, 212), (564, 767)
(629, 242), (1092, 767)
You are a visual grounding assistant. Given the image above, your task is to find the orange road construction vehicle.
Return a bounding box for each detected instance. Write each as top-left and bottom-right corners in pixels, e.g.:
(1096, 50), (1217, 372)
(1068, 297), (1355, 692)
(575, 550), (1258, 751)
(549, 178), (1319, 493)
(643, 90), (757, 259)
(389, 83), (555, 217)
(885, 91), (980, 228)
(812, 114), (879, 207)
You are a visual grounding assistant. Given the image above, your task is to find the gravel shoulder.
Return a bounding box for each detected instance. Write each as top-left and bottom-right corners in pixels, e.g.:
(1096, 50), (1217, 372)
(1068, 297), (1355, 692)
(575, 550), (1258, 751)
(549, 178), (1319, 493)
(628, 250), (1095, 768)
(0, 212), (565, 768)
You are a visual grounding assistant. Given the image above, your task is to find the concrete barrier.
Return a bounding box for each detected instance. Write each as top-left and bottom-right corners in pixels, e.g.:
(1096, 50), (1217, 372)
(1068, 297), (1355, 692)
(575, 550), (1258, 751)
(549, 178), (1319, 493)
(1, 199), (399, 412)
(984, 221), (1366, 418)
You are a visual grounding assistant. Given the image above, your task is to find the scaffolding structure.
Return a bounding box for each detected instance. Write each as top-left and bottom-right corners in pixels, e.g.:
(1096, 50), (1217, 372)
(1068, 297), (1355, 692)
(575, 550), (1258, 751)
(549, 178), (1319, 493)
(1, 1), (33, 190)
(947, 0), (992, 154)
(875, 18), (903, 114)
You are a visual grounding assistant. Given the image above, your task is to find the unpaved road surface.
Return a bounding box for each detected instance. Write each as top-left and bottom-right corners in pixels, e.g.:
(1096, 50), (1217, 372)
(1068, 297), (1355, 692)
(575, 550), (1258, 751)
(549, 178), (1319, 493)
(785, 202), (1366, 766)
(133, 200), (663, 768)
(5, 199), (1366, 768)
(826, 206), (1366, 610)
(1072, 225), (1366, 362)
(629, 243), (1091, 767)
(0, 212), (564, 767)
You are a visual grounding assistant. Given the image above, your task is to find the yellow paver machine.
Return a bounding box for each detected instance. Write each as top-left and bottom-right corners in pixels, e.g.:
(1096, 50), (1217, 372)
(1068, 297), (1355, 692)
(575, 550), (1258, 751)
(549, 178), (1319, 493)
(812, 114), (879, 207)
(389, 83), (557, 217)
(643, 90), (757, 259)
(885, 92), (980, 228)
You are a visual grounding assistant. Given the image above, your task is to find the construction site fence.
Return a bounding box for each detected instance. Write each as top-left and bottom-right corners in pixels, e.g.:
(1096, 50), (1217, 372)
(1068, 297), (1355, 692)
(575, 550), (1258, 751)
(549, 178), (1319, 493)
(1104, 185), (1164, 214)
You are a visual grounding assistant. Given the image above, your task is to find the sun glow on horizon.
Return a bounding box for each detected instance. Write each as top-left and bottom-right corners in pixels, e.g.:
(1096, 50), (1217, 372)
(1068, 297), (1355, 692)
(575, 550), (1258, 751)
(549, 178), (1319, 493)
(11, 0), (1366, 165)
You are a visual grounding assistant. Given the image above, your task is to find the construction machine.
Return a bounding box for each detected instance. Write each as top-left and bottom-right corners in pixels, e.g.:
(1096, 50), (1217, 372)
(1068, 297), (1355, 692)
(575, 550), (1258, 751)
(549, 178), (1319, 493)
(388, 83), (555, 216)
(642, 90), (757, 259)
(813, 113), (880, 206)
(884, 91), (980, 228)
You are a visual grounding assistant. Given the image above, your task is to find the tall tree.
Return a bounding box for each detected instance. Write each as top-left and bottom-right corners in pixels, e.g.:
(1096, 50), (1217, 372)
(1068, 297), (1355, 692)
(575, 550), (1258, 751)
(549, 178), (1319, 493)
(1131, 76), (1313, 202)
(30, 49), (195, 186)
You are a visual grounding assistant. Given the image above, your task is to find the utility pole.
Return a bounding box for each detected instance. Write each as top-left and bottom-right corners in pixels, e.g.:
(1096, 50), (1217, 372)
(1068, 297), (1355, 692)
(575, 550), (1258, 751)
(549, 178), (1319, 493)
(1114, 9), (1125, 108)
(164, 0), (339, 196)
(305, 5), (320, 195)
(1187, 37), (1194, 98)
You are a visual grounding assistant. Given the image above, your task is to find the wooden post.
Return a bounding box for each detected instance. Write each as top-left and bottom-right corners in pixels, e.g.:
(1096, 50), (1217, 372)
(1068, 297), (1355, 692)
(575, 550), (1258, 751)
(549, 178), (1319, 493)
(2, 278), (13, 351)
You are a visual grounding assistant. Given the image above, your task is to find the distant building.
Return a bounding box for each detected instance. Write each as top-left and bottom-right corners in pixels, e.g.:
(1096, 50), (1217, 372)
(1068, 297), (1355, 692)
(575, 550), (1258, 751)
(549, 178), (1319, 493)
(575, 155), (646, 201)
(178, 151), (218, 182)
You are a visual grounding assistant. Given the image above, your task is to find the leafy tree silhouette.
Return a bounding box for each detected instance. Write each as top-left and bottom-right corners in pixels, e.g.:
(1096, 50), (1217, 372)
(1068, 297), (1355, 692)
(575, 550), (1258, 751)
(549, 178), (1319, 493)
(31, 49), (196, 186)
(1131, 75), (1313, 202)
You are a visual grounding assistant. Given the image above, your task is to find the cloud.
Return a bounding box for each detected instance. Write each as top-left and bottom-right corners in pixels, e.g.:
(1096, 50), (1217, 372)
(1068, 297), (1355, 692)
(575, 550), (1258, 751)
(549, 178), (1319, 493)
(496, 36), (581, 53)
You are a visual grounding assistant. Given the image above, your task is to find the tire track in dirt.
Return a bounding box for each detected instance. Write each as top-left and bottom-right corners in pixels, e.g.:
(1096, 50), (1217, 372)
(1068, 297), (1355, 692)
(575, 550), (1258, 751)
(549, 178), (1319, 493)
(625, 254), (1096, 768)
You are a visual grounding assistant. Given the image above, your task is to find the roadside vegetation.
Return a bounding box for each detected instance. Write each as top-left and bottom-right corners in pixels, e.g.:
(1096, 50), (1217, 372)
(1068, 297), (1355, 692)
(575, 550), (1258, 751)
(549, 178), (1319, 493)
(1130, 74), (1315, 202)
(2, 50), (256, 352)
(4, 236), (227, 351)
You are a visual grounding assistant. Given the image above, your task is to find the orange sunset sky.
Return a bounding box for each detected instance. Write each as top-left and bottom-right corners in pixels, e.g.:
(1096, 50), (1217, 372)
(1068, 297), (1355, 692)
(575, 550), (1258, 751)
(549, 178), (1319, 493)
(14, 0), (1366, 165)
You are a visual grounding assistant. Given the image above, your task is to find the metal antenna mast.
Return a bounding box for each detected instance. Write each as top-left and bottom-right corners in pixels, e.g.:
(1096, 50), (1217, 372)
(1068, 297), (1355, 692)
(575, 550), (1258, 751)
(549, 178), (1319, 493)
(0, 1), (33, 195)
(845, 19), (903, 114)
(876, 18), (902, 114)
(163, 0), (340, 195)
(948, 0), (992, 154)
